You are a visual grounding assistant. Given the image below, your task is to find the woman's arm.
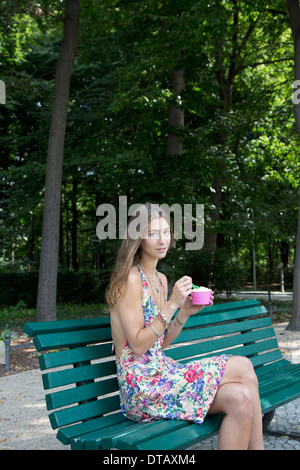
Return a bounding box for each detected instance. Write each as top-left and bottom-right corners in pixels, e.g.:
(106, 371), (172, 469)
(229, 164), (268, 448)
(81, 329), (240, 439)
(162, 292), (214, 349)
(118, 269), (179, 357)
(159, 273), (193, 349)
(159, 272), (187, 349)
(162, 309), (189, 349)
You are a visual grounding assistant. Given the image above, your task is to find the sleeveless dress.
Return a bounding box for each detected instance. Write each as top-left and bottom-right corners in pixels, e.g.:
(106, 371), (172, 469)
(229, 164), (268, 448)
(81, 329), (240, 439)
(116, 265), (229, 425)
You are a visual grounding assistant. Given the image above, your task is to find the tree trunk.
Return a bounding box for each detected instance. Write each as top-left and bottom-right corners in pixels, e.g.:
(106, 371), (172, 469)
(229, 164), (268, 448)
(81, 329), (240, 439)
(59, 199), (64, 267)
(289, 189), (300, 330)
(36, 0), (80, 321)
(287, 0), (300, 331)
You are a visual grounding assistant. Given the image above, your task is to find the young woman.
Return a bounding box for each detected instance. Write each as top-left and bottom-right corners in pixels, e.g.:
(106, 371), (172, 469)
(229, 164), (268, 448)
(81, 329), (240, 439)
(106, 203), (264, 450)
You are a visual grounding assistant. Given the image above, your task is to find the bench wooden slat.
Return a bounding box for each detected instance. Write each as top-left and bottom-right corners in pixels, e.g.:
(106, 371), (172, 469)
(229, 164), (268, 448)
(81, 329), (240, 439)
(193, 299), (261, 315)
(99, 420), (188, 451)
(39, 343), (113, 371)
(23, 316), (110, 336)
(172, 316), (272, 345)
(56, 412), (127, 445)
(258, 362), (300, 385)
(114, 419), (190, 451)
(45, 377), (119, 410)
(70, 419), (139, 450)
(133, 415), (225, 451)
(185, 304), (267, 328)
(258, 364), (300, 395)
(42, 360), (116, 390)
(260, 372), (300, 398)
(33, 327), (112, 352)
(48, 394), (120, 429)
(254, 358), (291, 376)
(73, 419), (143, 449)
(168, 327), (276, 362)
(179, 338), (280, 366)
(250, 350), (283, 368)
(260, 380), (300, 414)
(83, 421), (154, 450)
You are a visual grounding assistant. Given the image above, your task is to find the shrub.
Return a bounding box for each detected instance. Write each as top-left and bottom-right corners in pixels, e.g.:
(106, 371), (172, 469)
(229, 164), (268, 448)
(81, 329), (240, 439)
(0, 270), (110, 307)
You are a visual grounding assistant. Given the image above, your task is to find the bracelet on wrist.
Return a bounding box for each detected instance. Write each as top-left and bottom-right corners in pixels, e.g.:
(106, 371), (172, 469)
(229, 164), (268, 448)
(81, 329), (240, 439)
(150, 322), (163, 338)
(157, 310), (170, 329)
(175, 312), (186, 327)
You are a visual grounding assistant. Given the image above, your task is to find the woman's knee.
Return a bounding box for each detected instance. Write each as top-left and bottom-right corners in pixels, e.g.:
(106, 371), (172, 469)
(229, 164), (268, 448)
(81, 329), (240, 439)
(210, 381), (254, 421)
(240, 356), (258, 386)
(228, 384), (254, 421)
(227, 356), (258, 387)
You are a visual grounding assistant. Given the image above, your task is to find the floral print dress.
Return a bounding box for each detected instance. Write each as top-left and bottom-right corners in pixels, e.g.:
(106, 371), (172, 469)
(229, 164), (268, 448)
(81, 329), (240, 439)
(116, 265), (229, 425)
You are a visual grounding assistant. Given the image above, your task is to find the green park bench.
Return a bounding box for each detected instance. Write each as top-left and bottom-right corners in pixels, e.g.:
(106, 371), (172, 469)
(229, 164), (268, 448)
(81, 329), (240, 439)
(23, 299), (300, 450)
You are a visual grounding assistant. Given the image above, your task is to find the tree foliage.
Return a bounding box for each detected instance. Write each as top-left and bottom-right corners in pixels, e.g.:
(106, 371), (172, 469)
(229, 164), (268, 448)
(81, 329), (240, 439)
(0, 0), (299, 313)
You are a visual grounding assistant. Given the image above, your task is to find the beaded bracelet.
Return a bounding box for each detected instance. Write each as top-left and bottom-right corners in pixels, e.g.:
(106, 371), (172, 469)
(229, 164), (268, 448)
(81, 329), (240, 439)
(157, 310), (169, 329)
(159, 310), (170, 326)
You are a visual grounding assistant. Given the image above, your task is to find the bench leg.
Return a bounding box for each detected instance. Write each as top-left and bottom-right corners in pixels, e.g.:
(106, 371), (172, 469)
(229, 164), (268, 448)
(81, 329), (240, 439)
(263, 410), (300, 440)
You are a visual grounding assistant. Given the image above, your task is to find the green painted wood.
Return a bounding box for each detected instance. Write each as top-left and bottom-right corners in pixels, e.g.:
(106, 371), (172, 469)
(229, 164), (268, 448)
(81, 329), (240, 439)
(45, 377), (119, 410)
(258, 362), (300, 385)
(42, 360), (117, 389)
(171, 316), (272, 346)
(84, 421), (152, 450)
(167, 328), (276, 362)
(258, 364), (300, 396)
(116, 419), (189, 451)
(254, 358), (291, 377)
(260, 381), (300, 414)
(99, 421), (171, 450)
(48, 394), (120, 429)
(23, 316), (109, 336)
(250, 350), (283, 368)
(71, 419), (141, 449)
(134, 414), (224, 451)
(33, 326), (112, 352)
(39, 343), (113, 371)
(178, 338), (280, 366)
(260, 374), (300, 398)
(56, 412), (126, 445)
(193, 299), (260, 316)
(183, 304), (267, 329)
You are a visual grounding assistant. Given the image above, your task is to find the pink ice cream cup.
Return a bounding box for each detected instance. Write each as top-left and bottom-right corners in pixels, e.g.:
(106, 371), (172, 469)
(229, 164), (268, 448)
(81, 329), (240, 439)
(191, 288), (212, 305)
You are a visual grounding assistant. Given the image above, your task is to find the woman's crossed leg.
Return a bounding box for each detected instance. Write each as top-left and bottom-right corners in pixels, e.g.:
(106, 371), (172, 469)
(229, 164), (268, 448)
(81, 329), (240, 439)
(208, 356), (264, 450)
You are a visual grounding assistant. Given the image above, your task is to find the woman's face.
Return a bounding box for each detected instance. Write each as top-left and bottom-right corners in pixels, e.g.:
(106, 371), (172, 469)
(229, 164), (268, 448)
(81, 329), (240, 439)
(140, 217), (171, 260)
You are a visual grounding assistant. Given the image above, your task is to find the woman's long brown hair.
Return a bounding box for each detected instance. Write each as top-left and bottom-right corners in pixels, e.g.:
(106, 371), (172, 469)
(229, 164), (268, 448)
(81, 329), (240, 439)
(105, 202), (173, 308)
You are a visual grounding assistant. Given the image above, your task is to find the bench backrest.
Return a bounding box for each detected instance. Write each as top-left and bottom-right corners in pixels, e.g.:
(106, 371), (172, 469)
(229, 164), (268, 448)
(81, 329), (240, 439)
(24, 300), (281, 433)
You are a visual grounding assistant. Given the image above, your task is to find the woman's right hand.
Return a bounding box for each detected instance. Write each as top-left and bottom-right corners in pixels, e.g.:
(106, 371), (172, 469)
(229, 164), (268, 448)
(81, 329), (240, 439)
(168, 276), (193, 310)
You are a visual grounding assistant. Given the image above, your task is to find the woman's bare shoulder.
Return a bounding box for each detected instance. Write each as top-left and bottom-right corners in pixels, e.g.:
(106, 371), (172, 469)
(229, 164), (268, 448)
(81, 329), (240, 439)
(120, 265), (142, 299)
(128, 264), (140, 278)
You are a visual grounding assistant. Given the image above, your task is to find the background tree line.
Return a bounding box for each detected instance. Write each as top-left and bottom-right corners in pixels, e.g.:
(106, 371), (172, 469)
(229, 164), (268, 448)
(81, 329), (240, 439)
(0, 0), (299, 325)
